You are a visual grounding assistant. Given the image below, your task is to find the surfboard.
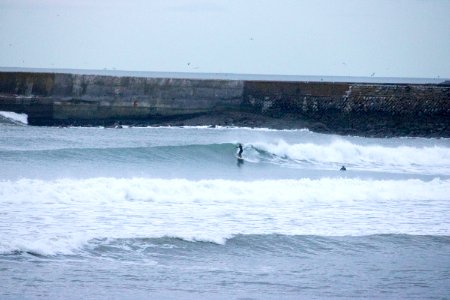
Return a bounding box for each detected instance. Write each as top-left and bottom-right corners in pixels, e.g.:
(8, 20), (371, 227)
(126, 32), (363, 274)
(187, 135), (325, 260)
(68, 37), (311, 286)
(236, 156), (244, 161)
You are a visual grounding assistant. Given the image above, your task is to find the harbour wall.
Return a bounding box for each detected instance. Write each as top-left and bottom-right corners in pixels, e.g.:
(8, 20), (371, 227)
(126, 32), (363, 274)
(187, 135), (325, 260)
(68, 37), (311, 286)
(0, 71), (449, 136)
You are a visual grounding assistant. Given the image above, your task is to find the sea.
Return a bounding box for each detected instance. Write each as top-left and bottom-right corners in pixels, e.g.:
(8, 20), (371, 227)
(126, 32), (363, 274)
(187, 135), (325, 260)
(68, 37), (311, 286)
(0, 112), (449, 299)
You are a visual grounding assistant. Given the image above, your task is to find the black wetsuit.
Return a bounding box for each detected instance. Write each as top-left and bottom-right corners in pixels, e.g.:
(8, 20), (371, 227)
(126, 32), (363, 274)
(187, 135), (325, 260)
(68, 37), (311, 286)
(237, 144), (243, 158)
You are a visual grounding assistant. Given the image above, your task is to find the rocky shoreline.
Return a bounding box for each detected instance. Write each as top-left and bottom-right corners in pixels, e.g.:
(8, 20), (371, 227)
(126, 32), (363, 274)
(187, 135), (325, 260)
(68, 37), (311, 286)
(43, 111), (448, 138)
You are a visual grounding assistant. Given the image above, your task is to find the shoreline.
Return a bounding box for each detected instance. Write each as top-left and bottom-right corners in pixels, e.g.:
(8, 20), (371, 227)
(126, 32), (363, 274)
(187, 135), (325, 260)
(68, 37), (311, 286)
(23, 111), (446, 138)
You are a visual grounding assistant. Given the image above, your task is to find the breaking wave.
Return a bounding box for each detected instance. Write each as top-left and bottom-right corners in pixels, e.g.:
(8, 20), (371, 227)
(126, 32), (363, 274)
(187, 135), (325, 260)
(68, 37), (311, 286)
(2, 139), (449, 176)
(249, 139), (450, 175)
(0, 111), (28, 125)
(1, 177), (449, 255)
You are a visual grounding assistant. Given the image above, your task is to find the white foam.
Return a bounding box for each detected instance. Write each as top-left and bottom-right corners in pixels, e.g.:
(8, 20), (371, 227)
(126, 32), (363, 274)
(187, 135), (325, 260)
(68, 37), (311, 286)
(0, 111), (28, 125)
(0, 177), (449, 255)
(199, 126), (310, 132)
(252, 139), (450, 175)
(121, 125), (310, 132)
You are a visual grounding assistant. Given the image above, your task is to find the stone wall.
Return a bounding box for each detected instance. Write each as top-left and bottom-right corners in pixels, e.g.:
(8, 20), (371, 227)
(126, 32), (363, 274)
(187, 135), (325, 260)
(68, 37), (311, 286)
(242, 81), (449, 135)
(0, 71), (449, 136)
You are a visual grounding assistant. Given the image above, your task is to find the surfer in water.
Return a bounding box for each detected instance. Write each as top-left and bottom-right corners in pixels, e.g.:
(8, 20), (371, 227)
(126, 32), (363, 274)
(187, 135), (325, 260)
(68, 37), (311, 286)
(237, 143), (243, 158)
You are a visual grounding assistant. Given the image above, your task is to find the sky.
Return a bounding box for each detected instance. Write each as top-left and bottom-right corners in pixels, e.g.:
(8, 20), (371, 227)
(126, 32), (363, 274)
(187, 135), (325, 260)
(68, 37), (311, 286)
(0, 0), (449, 78)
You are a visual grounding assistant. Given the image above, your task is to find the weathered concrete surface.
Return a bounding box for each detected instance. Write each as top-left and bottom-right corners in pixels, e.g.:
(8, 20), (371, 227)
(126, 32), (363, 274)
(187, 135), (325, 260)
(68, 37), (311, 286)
(0, 71), (449, 137)
(0, 72), (243, 124)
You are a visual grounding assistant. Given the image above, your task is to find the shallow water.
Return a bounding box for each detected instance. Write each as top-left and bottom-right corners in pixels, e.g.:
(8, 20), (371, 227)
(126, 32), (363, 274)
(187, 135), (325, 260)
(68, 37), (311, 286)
(1, 123), (449, 299)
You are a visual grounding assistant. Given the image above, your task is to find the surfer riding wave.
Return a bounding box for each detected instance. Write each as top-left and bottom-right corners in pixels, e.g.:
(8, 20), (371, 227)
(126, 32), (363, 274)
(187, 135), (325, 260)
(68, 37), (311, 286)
(237, 143), (243, 158)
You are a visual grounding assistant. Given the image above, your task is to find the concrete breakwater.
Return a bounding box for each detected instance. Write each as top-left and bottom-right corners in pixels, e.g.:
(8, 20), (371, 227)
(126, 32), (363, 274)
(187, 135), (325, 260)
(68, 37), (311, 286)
(0, 71), (449, 136)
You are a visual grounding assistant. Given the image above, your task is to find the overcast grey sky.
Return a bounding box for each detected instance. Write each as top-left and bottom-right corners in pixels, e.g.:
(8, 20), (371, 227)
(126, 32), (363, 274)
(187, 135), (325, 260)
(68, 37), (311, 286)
(1, 0), (449, 78)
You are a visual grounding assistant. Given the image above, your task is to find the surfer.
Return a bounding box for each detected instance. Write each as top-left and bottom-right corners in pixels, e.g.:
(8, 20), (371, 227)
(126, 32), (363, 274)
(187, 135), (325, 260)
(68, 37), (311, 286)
(237, 143), (243, 158)
(236, 143), (244, 167)
(340, 165), (346, 171)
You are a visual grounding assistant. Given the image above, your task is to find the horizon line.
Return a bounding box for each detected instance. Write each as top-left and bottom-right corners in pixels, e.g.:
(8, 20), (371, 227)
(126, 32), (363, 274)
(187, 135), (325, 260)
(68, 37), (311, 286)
(0, 66), (447, 85)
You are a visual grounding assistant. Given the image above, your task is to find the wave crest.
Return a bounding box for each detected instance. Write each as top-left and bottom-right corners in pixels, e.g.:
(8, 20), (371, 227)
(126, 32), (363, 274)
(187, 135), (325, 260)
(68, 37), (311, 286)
(250, 139), (450, 174)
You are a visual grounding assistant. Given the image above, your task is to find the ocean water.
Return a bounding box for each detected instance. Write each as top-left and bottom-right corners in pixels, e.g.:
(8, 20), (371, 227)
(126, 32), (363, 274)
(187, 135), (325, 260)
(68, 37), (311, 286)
(1, 115), (450, 299)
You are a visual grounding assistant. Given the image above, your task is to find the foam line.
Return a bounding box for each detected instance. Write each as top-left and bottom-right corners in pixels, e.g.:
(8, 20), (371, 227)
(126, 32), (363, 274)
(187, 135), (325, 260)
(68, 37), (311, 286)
(1, 177), (449, 255)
